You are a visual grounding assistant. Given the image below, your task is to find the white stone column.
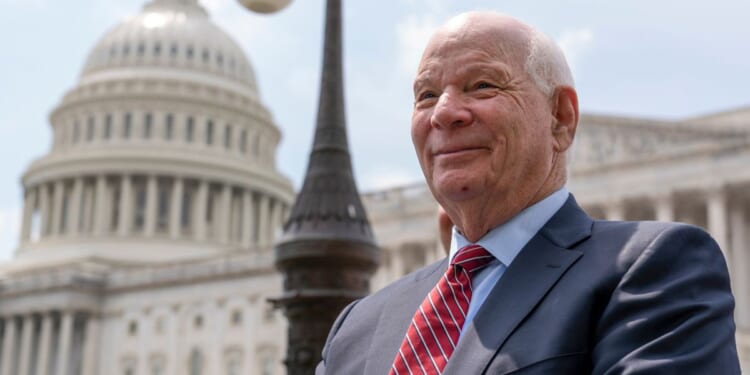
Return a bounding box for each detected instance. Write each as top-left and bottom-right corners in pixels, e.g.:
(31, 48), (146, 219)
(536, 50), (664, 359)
(233, 125), (243, 155)
(144, 175), (158, 237)
(93, 175), (109, 235)
(169, 178), (183, 238)
(131, 109), (143, 141)
(112, 110), (123, 143)
(55, 311), (74, 375)
(118, 175), (133, 236)
(241, 190), (255, 248)
(194, 180), (208, 241)
(35, 312), (53, 375)
(219, 184), (232, 244)
(654, 192), (675, 222)
(39, 183), (51, 237)
(269, 199), (282, 242)
(730, 200), (749, 328)
(68, 178), (83, 235)
(195, 115), (206, 145)
(153, 110), (165, 143)
(172, 113), (184, 141)
(604, 200), (626, 221)
(257, 195), (270, 246)
(17, 315), (34, 375)
(0, 316), (17, 375)
(391, 248), (405, 279)
(20, 187), (37, 243)
(708, 187), (729, 259)
(51, 180), (65, 236)
(81, 315), (100, 375)
(81, 182), (95, 234)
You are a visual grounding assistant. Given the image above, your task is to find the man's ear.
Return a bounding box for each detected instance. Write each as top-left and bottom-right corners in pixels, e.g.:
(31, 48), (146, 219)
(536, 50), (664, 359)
(550, 86), (579, 153)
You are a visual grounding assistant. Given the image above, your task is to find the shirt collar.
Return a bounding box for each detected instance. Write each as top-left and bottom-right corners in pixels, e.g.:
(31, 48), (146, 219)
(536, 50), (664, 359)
(449, 187), (570, 267)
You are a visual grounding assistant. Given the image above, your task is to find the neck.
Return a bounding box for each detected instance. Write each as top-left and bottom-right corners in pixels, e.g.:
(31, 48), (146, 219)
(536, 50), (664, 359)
(448, 171), (566, 243)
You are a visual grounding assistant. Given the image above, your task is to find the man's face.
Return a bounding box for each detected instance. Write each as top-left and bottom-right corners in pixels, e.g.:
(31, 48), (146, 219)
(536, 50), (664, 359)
(411, 23), (557, 210)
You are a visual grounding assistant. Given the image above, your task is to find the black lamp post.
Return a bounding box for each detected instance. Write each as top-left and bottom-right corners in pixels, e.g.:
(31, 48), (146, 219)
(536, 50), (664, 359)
(236, 1), (380, 373)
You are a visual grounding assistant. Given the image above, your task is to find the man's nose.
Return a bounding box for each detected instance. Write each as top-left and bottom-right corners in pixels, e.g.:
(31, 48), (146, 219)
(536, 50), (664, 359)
(430, 92), (472, 129)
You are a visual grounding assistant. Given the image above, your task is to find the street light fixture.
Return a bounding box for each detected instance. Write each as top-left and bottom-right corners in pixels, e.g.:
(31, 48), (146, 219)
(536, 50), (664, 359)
(237, 1), (380, 373)
(237, 0), (291, 13)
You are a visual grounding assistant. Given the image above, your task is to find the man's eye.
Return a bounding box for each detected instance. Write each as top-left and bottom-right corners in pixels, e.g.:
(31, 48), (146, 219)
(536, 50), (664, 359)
(476, 82), (494, 89)
(417, 91), (438, 101)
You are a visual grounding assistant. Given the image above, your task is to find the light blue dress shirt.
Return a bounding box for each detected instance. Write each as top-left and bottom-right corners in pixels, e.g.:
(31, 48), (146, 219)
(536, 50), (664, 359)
(449, 187), (569, 339)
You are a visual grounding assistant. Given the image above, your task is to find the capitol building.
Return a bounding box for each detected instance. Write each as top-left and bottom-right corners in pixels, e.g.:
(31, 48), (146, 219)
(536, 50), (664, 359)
(1, 0), (749, 374)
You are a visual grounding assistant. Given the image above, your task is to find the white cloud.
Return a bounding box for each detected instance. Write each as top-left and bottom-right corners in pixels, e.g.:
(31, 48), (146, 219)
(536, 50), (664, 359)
(395, 0), (450, 76)
(200, 0), (233, 13)
(557, 28), (594, 78)
(0, 207), (20, 262)
(396, 15), (439, 76)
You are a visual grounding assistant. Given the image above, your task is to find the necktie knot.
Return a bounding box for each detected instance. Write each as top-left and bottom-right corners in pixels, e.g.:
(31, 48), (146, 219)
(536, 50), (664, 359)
(389, 244), (494, 374)
(451, 244), (494, 274)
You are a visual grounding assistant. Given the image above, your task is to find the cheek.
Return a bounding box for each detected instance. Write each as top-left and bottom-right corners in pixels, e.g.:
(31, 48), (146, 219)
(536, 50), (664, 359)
(411, 114), (431, 157)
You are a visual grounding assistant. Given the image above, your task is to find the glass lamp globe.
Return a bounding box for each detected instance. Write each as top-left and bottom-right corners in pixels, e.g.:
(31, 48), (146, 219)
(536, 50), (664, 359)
(237, 0), (291, 13)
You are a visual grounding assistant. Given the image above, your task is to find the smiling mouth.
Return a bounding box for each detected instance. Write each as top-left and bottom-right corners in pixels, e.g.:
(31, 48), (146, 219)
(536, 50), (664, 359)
(435, 147), (487, 157)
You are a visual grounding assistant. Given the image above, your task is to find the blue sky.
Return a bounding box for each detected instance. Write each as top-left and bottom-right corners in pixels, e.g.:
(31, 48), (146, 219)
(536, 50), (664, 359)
(1, 0), (749, 261)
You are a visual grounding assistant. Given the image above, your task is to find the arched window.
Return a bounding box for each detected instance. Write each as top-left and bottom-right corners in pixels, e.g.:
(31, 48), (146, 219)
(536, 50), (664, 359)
(86, 116), (95, 141)
(224, 125), (232, 149)
(73, 121), (81, 143)
(165, 114), (174, 140)
(104, 114), (113, 139)
(239, 129), (247, 154)
(123, 113), (132, 139)
(157, 180), (170, 232)
(256, 347), (276, 375)
(144, 113), (153, 139)
(121, 356), (137, 375)
(189, 349), (203, 375)
(186, 116), (195, 142)
(254, 134), (262, 157)
(133, 181), (147, 231)
(150, 355), (166, 375)
(180, 187), (192, 232)
(206, 120), (214, 145)
(224, 348), (243, 375)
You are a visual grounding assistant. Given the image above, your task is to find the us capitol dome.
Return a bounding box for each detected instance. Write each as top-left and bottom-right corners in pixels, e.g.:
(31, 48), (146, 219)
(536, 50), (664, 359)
(18, 0), (293, 264)
(0, 1), (300, 373)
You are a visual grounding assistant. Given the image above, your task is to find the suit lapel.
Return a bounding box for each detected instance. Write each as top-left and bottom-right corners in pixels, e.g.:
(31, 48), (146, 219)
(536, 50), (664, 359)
(443, 195), (592, 375)
(364, 259), (448, 375)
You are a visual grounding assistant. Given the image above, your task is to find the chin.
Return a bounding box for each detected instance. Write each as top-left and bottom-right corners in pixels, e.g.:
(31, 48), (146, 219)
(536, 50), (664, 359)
(432, 174), (482, 202)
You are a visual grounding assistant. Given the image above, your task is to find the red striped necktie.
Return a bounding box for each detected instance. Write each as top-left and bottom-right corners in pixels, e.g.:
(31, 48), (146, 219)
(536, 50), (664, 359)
(389, 244), (494, 375)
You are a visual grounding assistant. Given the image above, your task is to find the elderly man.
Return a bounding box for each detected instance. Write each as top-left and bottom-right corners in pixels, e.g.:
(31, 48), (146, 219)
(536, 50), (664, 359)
(316, 11), (740, 375)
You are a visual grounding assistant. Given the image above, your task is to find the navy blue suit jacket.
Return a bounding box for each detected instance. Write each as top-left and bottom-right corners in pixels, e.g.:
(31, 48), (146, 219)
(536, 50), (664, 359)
(316, 195), (740, 374)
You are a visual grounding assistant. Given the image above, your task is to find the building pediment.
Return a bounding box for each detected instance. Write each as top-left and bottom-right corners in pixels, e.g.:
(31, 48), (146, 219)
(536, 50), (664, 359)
(572, 113), (750, 174)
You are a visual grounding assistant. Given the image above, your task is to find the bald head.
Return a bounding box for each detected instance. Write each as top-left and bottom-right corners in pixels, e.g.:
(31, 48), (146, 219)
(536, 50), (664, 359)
(424, 12), (574, 97)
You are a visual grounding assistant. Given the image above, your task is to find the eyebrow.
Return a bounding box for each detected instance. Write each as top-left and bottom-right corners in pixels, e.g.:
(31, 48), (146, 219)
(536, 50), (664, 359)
(413, 76), (432, 94)
(413, 62), (512, 93)
(458, 62), (512, 81)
